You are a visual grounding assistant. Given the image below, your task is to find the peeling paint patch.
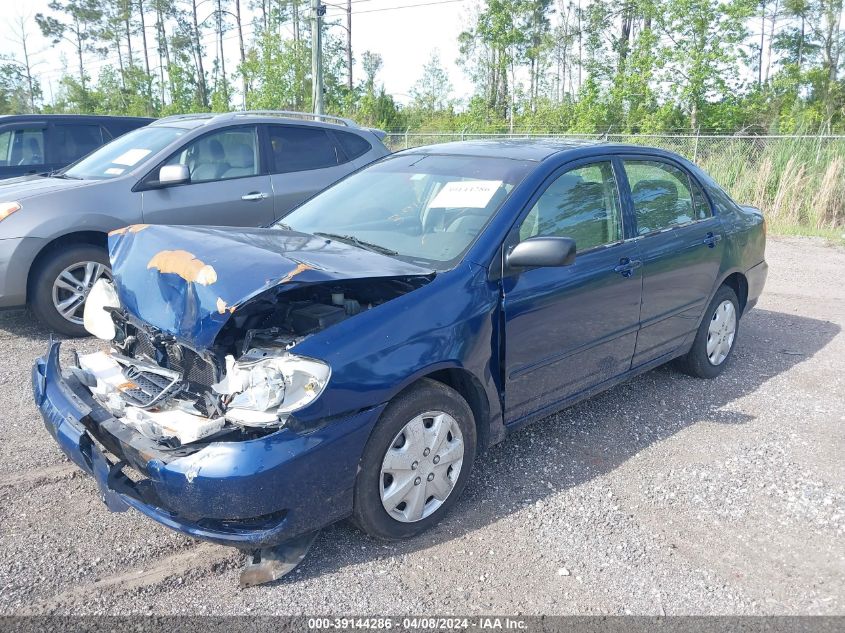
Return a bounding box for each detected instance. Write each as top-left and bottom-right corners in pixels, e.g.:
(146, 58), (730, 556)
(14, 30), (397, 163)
(109, 224), (151, 237)
(278, 262), (314, 284)
(147, 250), (218, 285)
(216, 297), (236, 315)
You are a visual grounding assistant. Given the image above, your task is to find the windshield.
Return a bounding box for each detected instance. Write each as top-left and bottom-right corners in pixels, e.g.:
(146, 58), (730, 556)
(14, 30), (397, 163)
(277, 154), (534, 269)
(64, 126), (186, 180)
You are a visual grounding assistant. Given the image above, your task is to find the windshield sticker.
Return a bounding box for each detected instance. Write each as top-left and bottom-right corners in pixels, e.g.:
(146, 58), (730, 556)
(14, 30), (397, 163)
(112, 148), (152, 166)
(430, 180), (503, 208)
(105, 167), (125, 176)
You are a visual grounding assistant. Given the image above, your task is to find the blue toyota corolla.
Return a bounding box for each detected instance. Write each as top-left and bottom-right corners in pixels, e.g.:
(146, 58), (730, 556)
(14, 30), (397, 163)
(33, 140), (767, 577)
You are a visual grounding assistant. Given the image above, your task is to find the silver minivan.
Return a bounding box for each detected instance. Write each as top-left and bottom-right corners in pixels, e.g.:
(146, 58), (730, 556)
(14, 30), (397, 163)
(0, 111), (389, 335)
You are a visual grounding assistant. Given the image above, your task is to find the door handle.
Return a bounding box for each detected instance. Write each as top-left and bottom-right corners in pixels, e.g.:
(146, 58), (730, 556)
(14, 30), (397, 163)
(242, 192), (269, 201)
(614, 258), (643, 278)
(703, 232), (723, 248)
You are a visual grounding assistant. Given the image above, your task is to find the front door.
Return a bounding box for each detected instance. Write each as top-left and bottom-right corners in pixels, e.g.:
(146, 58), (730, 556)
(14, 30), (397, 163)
(141, 125), (275, 227)
(502, 159), (643, 422)
(619, 157), (725, 367)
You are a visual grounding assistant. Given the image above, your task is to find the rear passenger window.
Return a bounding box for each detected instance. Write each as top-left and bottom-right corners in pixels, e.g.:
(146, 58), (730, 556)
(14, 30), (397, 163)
(53, 125), (103, 164)
(623, 160), (707, 235)
(334, 130), (371, 161)
(268, 126), (339, 173)
(519, 161), (623, 252)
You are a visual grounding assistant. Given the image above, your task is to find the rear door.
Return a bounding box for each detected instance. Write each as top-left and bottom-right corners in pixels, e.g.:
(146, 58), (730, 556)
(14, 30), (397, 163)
(140, 125), (275, 227)
(266, 124), (356, 218)
(619, 156), (725, 367)
(502, 158), (643, 422)
(0, 123), (47, 178)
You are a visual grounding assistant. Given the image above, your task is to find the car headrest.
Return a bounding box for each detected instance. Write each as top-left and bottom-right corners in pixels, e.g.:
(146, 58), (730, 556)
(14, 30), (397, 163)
(229, 144), (254, 169)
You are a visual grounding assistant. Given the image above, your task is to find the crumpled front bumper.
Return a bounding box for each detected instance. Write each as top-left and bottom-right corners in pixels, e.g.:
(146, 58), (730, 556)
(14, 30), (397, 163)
(32, 341), (384, 548)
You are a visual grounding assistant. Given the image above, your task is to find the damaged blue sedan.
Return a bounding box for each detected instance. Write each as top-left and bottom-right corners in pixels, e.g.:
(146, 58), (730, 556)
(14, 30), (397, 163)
(33, 140), (767, 582)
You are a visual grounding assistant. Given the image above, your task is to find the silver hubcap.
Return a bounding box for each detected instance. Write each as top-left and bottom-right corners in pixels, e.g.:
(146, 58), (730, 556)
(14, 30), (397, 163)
(380, 410), (465, 523)
(51, 261), (112, 325)
(706, 299), (737, 366)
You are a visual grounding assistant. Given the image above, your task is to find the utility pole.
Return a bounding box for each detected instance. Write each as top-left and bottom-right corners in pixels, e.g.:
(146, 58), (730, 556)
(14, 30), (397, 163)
(311, 0), (325, 115)
(346, 0), (353, 92)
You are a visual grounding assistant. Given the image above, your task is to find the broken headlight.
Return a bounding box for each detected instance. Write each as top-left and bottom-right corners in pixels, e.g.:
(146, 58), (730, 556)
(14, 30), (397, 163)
(214, 348), (331, 428)
(84, 278), (120, 340)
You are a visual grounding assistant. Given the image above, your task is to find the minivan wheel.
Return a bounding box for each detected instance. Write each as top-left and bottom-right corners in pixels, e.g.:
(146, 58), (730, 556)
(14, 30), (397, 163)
(352, 378), (477, 541)
(675, 285), (740, 379)
(30, 244), (112, 337)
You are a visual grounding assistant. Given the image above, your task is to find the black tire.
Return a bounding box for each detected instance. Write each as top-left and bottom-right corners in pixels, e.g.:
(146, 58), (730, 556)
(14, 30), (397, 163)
(29, 244), (111, 337)
(352, 378), (477, 541)
(675, 285), (740, 379)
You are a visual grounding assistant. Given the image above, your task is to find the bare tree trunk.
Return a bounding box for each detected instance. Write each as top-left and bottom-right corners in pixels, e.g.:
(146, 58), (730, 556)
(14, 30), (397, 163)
(155, 2), (172, 105)
(137, 0), (153, 112)
(577, 0), (582, 91)
(13, 16), (39, 111)
(125, 17), (133, 66)
(235, 0), (247, 105)
(216, 0), (228, 105)
(191, 0), (209, 107)
(74, 16), (86, 91)
(764, 0), (779, 83)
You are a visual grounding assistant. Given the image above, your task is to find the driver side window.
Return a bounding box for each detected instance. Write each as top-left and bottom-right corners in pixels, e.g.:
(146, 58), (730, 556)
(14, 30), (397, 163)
(519, 162), (622, 252)
(164, 126), (259, 184)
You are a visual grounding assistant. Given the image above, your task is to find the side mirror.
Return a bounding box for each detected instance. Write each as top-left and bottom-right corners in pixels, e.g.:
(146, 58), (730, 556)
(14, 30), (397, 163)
(158, 164), (190, 186)
(507, 236), (576, 269)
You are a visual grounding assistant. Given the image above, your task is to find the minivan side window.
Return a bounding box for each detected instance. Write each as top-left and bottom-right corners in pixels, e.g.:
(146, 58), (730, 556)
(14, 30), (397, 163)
(164, 126), (260, 183)
(0, 127), (45, 167)
(519, 161), (623, 252)
(622, 159), (709, 235)
(53, 124), (104, 164)
(268, 126), (339, 173)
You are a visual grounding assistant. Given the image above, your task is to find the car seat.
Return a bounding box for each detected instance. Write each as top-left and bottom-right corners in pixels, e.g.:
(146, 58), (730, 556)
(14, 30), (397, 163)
(222, 144), (256, 179)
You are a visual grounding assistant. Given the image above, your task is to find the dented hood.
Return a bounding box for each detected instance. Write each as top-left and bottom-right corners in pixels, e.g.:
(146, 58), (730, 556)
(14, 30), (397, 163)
(108, 224), (432, 349)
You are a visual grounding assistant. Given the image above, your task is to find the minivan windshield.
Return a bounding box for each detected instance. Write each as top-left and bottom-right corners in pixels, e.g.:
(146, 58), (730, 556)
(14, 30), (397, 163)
(276, 154), (534, 269)
(63, 126), (186, 180)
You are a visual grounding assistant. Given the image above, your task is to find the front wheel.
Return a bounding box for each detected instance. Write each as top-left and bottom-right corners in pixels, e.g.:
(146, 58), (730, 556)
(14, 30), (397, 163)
(675, 285), (740, 379)
(352, 379), (477, 540)
(30, 244), (112, 337)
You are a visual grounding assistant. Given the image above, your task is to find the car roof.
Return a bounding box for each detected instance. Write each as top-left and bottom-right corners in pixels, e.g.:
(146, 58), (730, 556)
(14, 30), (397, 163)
(149, 110), (368, 133)
(394, 139), (693, 165)
(395, 138), (607, 162)
(0, 114), (154, 123)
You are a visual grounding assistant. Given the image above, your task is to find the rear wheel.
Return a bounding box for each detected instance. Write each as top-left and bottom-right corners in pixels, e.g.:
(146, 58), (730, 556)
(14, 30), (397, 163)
(352, 379), (476, 540)
(675, 285), (739, 378)
(30, 244), (112, 337)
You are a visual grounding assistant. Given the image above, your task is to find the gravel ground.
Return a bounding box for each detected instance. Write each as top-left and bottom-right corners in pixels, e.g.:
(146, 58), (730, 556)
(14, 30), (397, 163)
(0, 236), (842, 615)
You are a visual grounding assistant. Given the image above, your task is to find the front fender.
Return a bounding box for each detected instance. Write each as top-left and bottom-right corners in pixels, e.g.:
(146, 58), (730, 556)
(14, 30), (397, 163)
(293, 264), (505, 444)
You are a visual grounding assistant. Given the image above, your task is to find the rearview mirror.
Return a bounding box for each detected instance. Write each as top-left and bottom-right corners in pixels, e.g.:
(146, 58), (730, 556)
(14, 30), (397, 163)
(158, 164), (190, 186)
(507, 236), (576, 269)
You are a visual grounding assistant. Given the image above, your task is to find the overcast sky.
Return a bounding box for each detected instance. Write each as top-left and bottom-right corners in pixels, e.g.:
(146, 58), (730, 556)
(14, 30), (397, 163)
(0, 0), (478, 106)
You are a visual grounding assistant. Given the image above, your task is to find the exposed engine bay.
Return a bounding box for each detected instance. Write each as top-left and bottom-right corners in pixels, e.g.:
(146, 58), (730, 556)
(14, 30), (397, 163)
(77, 276), (429, 448)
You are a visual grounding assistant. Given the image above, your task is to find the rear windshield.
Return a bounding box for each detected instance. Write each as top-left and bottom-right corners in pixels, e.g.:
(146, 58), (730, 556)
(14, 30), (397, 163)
(64, 126), (186, 180)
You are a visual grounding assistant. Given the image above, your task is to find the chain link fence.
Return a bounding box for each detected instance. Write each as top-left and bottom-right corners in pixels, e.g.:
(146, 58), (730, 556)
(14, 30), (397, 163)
(381, 132), (845, 231)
